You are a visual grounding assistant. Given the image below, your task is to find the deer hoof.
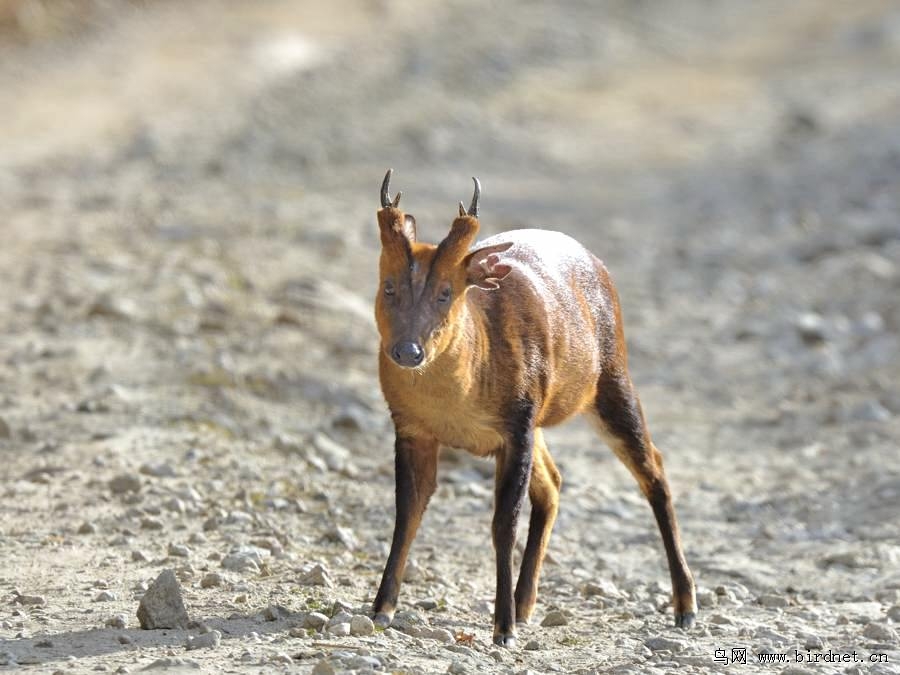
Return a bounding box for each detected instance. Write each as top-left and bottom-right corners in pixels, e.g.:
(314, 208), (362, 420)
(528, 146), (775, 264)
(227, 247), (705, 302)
(675, 611), (696, 629)
(493, 633), (517, 648)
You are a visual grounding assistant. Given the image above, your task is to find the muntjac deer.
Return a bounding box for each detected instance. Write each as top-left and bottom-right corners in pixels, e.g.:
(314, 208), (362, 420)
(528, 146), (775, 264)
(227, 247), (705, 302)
(372, 170), (696, 646)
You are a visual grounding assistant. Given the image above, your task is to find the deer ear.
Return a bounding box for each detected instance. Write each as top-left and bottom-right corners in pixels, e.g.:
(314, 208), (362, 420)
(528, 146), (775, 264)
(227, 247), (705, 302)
(465, 242), (513, 290)
(401, 214), (416, 242)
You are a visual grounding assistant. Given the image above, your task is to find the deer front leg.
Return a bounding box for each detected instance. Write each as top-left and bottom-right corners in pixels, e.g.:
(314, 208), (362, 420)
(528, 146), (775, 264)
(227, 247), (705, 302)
(372, 433), (439, 627)
(492, 411), (535, 647)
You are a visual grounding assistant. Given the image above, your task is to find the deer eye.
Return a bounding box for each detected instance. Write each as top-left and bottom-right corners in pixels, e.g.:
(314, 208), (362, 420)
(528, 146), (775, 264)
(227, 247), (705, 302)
(437, 287), (451, 303)
(384, 281), (395, 296)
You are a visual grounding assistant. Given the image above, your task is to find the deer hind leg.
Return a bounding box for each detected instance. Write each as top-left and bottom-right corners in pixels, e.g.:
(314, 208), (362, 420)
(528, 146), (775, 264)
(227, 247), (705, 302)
(514, 428), (561, 624)
(590, 370), (697, 628)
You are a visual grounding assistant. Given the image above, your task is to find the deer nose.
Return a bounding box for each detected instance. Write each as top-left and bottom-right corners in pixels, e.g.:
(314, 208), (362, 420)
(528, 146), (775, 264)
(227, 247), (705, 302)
(391, 341), (424, 367)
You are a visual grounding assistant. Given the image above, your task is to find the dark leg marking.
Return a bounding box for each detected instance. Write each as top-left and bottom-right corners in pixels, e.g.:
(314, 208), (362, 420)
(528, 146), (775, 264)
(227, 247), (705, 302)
(492, 398), (535, 647)
(372, 433), (439, 627)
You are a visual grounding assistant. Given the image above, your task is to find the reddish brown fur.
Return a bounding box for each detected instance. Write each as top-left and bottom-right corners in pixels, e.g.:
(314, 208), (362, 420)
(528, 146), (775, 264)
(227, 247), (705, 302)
(371, 176), (696, 646)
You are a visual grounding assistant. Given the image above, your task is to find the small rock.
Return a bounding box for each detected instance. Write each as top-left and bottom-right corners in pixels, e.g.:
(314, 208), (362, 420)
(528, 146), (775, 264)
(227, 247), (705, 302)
(140, 518), (164, 531)
(427, 627), (455, 643)
(13, 592), (47, 606)
(753, 627), (790, 645)
(350, 615), (375, 636)
(78, 522), (98, 535)
(887, 605), (900, 622)
(200, 573), (223, 589)
(820, 551), (862, 568)
(175, 568), (195, 586)
(849, 400), (891, 423)
(644, 636), (686, 652)
(168, 544), (191, 558)
(803, 634), (824, 650)
(696, 588), (718, 608)
(524, 639), (540, 650)
(758, 593), (788, 607)
(304, 612), (329, 630)
(262, 605), (287, 621)
(141, 657), (200, 670)
(634, 643), (652, 658)
(106, 615), (127, 629)
(327, 622), (350, 637)
(581, 579), (621, 598)
(268, 652), (294, 666)
(325, 526), (358, 550)
(312, 660), (336, 675)
(250, 537), (285, 558)
(331, 405), (373, 432)
(716, 582), (750, 599)
(164, 498), (186, 514)
(875, 589), (900, 604)
(118, 634), (133, 644)
(139, 463), (177, 477)
(795, 312), (827, 344)
(0, 651), (16, 666)
(312, 433), (351, 472)
(94, 591), (117, 602)
(540, 610), (568, 627)
(271, 433), (305, 454)
(345, 655), (382, 670)
(221, 547), (268, 574)
(391, 610), (427, 632)
(0, 417), (10, 439)
(137, 569), (190, 630)
(448, 659), (468, 674)
(110, 474), (142, 495)
(131, 550), (150, 563)
(415, 598), (439, 610)
(298, 563), (333, 587)
(862, 622), (897, 642)
(331, 599), (354, 615)
(835, 601), (882, 623)
(34, 638), (53, 648)
(23, 466), (56, 484)
(404, 560), (426, 582)
(328, 611), (353, 627)
(185, 630), (221, 650)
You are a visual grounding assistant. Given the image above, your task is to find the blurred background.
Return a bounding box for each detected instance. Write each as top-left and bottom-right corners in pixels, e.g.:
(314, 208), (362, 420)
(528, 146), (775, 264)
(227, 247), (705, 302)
(1, 0), (899, 670)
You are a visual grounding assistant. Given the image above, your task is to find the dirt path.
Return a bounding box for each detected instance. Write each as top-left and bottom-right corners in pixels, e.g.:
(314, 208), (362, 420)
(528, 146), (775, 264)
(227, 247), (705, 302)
(1, 1), (899, 673)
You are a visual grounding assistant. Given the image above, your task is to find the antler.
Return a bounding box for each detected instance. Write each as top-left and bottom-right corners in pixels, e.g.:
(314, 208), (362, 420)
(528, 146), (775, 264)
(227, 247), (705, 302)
(381, 169), (402, 209)
(458, 177), (481, 217)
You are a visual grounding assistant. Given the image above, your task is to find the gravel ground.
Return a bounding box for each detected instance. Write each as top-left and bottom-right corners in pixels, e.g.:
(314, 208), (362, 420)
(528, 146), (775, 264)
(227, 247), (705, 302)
(1, 1), (899, 673)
